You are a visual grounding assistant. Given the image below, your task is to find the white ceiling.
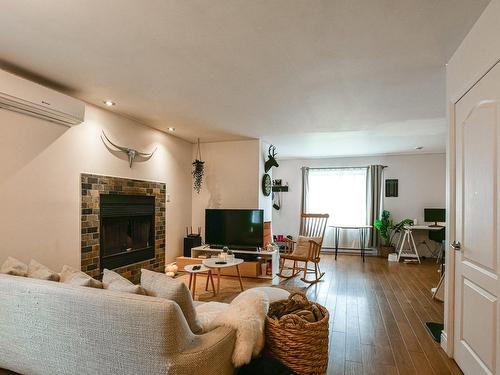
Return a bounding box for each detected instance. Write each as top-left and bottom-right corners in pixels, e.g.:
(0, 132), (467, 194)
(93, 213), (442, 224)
(0, 0), (490, 158)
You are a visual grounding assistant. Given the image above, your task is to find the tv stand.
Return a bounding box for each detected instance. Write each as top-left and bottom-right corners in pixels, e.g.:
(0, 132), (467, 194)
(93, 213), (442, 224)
(188, 245), (280, 284)
(208, 245), (224, 249)
(208, 244), (260, 251)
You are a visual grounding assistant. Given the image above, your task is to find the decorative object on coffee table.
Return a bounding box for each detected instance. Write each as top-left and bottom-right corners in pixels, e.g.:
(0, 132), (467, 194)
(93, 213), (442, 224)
(202, 257), (244, 295)
(265, 293), (329, 375)
(192, 138), (205, 193)
(184, 264), (215, 299)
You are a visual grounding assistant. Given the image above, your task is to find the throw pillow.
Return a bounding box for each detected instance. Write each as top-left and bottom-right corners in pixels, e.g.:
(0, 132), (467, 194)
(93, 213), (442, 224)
(293, 236), (322, 258)
(59, 265), (103, 288)
(140, 268), (202, 334)
(0, 257), (28, 276)
(102, 269), (145, 295)
(28, 259), (60, 281)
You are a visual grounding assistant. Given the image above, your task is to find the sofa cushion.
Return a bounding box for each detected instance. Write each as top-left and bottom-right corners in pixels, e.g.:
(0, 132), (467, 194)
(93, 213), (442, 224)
(102, 269), (145, 295)
(0, 257), (28, 277)
(28, 259), (60, 281)
(141, 268), (202, 334)
(59, 265), (102, 288)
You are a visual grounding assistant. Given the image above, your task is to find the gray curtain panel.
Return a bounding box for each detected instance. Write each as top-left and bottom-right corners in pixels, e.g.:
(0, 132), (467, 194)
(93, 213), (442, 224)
(300, 166), (309, 215)
(367, 165), (385, 247)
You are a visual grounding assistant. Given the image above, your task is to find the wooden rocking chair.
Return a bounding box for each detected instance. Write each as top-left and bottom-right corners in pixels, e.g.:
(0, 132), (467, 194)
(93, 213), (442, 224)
(276, 213), (329, 284)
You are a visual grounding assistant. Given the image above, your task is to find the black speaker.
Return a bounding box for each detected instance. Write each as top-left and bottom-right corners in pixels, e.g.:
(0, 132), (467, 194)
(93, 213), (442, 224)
(184, 236), (202, 257)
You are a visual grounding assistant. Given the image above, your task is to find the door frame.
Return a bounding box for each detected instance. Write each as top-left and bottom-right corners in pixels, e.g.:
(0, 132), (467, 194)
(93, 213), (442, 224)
(444, 55), (500, 357)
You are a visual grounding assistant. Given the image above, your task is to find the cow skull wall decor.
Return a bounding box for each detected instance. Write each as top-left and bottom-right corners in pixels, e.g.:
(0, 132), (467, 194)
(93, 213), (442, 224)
(264, 144), (279, 172)
(101, 131), (157, 168)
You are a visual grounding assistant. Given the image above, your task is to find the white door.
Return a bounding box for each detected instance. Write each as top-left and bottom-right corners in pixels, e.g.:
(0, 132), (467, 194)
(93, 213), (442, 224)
(454, 62), (500, 375)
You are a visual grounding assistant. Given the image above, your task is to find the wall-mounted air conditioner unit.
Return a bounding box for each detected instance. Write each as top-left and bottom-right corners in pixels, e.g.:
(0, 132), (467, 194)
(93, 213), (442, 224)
(0, 69), (85, 126)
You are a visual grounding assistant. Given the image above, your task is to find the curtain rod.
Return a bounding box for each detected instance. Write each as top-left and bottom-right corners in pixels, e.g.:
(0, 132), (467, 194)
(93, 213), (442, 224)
(302, 165), (387, 170)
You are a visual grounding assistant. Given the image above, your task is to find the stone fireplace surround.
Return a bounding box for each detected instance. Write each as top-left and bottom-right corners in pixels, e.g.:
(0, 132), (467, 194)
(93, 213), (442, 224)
(80, 173), (166, 284)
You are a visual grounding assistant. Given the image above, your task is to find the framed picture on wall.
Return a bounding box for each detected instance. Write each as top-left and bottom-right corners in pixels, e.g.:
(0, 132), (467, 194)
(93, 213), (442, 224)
(385, 179), (398, 197)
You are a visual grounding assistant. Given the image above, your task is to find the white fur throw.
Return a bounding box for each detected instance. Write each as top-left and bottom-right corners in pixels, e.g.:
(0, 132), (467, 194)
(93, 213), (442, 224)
(196, 289), (270, 367)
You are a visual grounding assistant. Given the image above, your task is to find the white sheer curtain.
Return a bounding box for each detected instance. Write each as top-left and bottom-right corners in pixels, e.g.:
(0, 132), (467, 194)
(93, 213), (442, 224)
(306, 167), (368, 249)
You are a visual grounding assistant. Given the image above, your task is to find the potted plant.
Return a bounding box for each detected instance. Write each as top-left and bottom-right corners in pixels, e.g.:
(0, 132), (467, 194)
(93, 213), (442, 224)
(374, 210), (413, 257)
(192, 138), (205, 194)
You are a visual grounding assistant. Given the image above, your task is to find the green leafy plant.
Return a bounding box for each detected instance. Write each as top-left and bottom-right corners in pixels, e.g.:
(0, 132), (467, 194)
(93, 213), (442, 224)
(374, 210), (413, 247)
(192, 138), (204, 194)
(192, 159), (204, 193)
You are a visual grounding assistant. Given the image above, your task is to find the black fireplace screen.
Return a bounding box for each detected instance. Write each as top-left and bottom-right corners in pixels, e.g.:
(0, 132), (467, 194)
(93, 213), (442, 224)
(100, 194), (155, 270)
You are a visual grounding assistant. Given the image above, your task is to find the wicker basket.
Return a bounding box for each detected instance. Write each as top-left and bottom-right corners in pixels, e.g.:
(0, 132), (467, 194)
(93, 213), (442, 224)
(265, 293), (329, 375)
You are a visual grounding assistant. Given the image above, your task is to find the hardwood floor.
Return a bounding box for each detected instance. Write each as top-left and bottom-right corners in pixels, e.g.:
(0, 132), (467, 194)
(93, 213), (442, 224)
(286, 254), (461, 375)
(184, 254), (462, 375)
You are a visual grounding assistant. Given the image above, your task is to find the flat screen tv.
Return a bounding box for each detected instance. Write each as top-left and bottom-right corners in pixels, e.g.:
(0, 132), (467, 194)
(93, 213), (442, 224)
(205, 209), (264, 250)
(424, 208), (446, 227)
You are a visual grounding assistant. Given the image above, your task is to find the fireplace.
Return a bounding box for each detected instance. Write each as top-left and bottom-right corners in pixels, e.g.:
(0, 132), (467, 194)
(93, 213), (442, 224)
(81, 174), (165, 283)
(100, 194), (155, 270)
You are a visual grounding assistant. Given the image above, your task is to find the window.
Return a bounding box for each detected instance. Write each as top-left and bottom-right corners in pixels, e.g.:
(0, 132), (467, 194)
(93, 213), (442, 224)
(307, 167), (368, 225)
(307, 167), (368, 248)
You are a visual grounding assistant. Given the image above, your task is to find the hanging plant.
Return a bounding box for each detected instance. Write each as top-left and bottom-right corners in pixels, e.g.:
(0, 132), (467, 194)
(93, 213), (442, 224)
(192, 138), (205, 194)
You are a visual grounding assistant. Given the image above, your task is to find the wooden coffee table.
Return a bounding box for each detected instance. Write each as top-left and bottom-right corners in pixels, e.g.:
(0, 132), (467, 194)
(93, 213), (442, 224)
(202, 258), (244, 295)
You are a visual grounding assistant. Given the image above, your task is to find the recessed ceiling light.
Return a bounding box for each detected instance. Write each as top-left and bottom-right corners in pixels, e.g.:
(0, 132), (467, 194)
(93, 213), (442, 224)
(103, 100), (115, 107)
(168, 127), (175, 132)
(414, 146), (423, 150)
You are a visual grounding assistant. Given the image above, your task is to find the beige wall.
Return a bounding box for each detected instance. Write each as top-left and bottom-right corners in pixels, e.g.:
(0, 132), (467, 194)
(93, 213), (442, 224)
(0, 104), (192, 270)
(272, 153), (446, 255)
(191, 139), (261, 239)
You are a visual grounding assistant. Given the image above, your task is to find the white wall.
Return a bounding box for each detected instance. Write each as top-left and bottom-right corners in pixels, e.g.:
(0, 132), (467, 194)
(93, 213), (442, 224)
(190, 138), (273, 243)
(0, 104), (192, 270)
(259, 140), (273, 222)
(446, 0), (500, 101)
(272, 153), (446, 254)
(191, 139), (261, 238)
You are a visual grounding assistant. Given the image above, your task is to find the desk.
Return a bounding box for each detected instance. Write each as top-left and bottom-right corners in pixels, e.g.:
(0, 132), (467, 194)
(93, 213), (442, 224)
(330, 225), (372, 262)
(397, 225), (444, 263)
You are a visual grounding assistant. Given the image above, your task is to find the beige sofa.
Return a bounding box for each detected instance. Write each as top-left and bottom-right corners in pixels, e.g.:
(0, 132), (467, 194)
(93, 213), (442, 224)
(0, 274), (236, 375)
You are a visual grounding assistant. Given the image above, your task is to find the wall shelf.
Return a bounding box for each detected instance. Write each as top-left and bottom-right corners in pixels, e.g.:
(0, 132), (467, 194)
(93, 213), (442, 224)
(272, 186), (288, 192)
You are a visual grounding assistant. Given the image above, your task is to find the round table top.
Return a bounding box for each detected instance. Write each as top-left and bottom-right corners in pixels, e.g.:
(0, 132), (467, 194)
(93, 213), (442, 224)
(184, 264), (211, 273)
(202, 257), (244, 268)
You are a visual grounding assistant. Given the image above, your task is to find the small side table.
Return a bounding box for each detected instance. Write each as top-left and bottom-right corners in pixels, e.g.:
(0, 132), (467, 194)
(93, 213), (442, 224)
(202, 258), (244, 295)
(184, 264), (216, 300)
